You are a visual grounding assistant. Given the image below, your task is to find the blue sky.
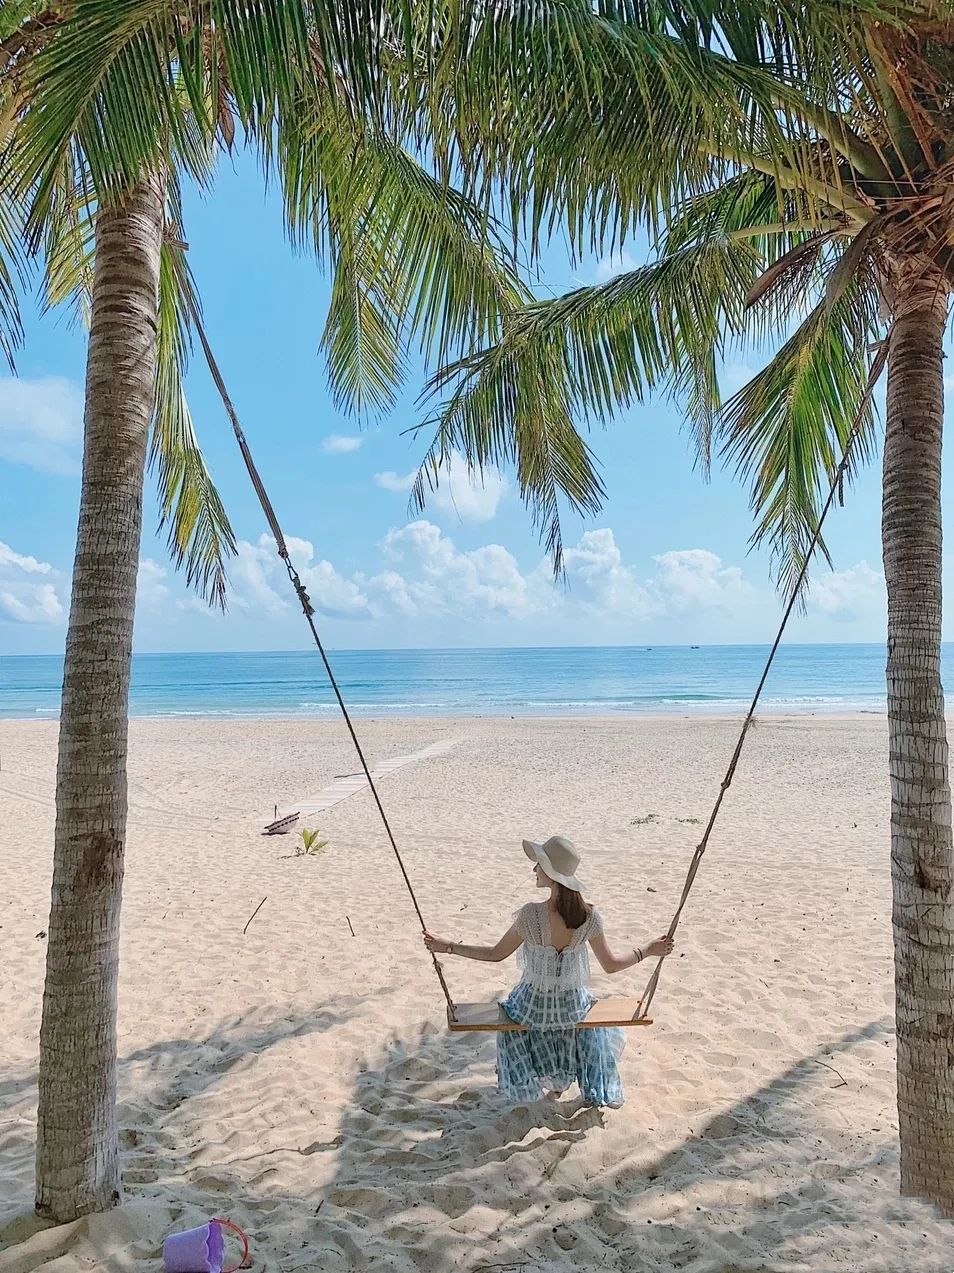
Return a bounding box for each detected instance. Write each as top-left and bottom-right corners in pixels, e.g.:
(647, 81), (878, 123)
(2, 155), (950, 655)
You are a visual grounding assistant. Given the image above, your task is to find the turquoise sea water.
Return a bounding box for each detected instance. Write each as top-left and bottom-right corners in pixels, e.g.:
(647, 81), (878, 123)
(4, 645), (952, 720)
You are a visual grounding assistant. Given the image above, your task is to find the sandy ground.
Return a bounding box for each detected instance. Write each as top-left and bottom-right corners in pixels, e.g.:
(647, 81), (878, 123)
(1, 713), (952, 1272)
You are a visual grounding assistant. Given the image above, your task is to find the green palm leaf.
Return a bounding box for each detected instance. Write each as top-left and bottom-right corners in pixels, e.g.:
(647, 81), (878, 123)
(419, 152), (885, 587)
(150, 217), (236, 609)
(321, 246), (405, 417)
(416, 228), (765, 559)
(721, 279), (882, 597)
(413, 329), (606, 569)
(40, 144), (96, 324)
(0, 185), (25, 368)
(420, 0), (890, 257)
(280, 102), (530, 417)
(15, 0), (409, 235)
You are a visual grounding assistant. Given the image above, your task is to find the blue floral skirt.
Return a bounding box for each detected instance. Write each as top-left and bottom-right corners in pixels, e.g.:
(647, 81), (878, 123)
(496, 981), (625, 1107)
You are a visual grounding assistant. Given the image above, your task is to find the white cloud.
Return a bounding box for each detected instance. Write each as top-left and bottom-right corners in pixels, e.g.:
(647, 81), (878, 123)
(0, 541), (65, 625)
(0, 542), (52, 575)
(124, 518), (877, 645)
(0, 518), (782, 644)
(811, 560), (884, 621)
(562, 529), (657, 618)
(595, 251), (637, 281)
(373, 523), (764, 631)
(550, 534), (753, 624)
(0, 376), (83, 475)
(377, 451), (507, 524)
(362, 568), (418, 616)
(430, 452), (508, 523)
(374, 469), (416, 493)
(651, 548), (751, 614)
(322, 434), (363, 455)
(137, 558), (171, 608)
(380, 521), (539, 619)
(231, 537), (287, 614)
(231, 533), (371, 620)
(0, 583), (62, 624)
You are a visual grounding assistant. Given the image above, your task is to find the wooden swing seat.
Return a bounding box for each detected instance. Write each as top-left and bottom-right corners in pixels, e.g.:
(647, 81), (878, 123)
(447, 998), (652, 1032)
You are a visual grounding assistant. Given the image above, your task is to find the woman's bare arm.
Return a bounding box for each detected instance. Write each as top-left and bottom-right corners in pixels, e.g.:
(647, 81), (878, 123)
(424, 924), (523, 963)
(589, 930), (674, 975)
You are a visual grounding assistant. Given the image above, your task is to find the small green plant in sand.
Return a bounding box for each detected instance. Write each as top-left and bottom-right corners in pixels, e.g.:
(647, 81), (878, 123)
(295, 827), (328, 857)
(630, 813), (659, 827)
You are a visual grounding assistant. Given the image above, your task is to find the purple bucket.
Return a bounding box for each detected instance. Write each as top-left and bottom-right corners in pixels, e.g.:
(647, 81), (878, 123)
(163, 1222), (223, 1273)
(163, 1218), (247, 1273)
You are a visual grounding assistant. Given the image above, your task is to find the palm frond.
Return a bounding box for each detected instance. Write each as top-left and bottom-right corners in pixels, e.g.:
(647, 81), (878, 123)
(149, 222), (236, 609)
(0, 3), (37, 45)
(0, 5), (39, 366)
(412, 328), (606, 570)
(413, 231), (767, 562)
(280, 103), (530, 416)
(419, 0), (893, 258)
(417, 142), (888, 587)
(419, 227), (765, 487)
(41, 141), (96, 324)
(720, 275), (883, 598)
(15, 0), (405, 237)
(0, 183), (26, 368)
(321, 243), (405, 416)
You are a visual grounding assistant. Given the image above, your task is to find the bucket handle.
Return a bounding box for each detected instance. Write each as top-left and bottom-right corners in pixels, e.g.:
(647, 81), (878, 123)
(212, 1217), (249, 1273)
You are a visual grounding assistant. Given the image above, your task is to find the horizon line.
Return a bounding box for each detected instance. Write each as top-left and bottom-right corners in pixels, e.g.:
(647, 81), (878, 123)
(8, 639), (945, 659)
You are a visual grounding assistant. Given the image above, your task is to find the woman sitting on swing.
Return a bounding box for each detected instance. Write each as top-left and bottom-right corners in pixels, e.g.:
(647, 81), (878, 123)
(424, 835), (674, 1107)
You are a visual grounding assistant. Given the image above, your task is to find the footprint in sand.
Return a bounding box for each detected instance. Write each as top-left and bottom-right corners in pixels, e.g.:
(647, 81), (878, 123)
(301, 1135), (345, 1155)
(121, 1166), (159, 1186)
(701, 1113), (744, 1140)
(703, 1051), (740, 1068)
(328, 1185), (395, 1218)
(425, 1184), (474, 1219)
(189, 1172), (233, 1193)
(387, 1057), (445, 1082)
(553, 1226), (578, 1250)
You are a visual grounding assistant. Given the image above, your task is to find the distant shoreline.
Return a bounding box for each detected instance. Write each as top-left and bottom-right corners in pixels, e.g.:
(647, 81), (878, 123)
(4, 640), (925, 657)
(2, 708), (897, 724)
(5, 644), (950, 722)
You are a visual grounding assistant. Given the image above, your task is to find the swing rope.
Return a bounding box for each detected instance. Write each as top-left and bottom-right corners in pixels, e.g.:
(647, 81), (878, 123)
(635, 340), (888, 1020)
(190, 273), (886, 1028)
(186, 294), (456, 1015)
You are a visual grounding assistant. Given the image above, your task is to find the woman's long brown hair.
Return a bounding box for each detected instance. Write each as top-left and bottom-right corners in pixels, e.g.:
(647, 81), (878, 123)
(554, 883), (589, 930)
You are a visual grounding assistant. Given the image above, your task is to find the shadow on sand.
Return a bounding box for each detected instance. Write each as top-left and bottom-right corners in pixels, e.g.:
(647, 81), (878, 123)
(3, 1010), (952, 1273)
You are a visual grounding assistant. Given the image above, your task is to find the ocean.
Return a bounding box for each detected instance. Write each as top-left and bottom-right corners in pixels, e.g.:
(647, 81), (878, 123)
(4, 644), (952, 720)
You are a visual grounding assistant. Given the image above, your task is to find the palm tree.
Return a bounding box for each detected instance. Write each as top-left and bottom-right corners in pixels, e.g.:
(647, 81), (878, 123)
(2, 0), (524, 1222)
(413, 1), (954, 1215)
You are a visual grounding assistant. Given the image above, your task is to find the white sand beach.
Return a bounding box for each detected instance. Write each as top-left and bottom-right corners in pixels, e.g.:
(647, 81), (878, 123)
(2, 714), (953, 1271)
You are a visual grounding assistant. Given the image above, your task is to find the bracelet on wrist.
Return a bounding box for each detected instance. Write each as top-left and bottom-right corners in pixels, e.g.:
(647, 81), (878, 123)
(635, 946), (643, 963)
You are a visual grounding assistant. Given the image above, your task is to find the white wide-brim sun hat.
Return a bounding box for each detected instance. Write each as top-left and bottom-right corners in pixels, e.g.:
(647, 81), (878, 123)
(522, 834), (584, 892)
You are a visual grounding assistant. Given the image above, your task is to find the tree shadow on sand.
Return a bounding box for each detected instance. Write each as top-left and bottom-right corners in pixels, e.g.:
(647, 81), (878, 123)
(253, 1016), (952, 1273)
(0, 991), (377, 1246)
(5, 1012), (954, 1273)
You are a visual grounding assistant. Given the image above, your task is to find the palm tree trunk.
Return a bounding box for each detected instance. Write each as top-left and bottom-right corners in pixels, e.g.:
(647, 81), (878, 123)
(882, 271), (954, 1216)
(35, 174), (164, 1223)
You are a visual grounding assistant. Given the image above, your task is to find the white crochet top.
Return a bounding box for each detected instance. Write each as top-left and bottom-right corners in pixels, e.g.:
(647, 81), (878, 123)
(513, 900), (603, 992)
